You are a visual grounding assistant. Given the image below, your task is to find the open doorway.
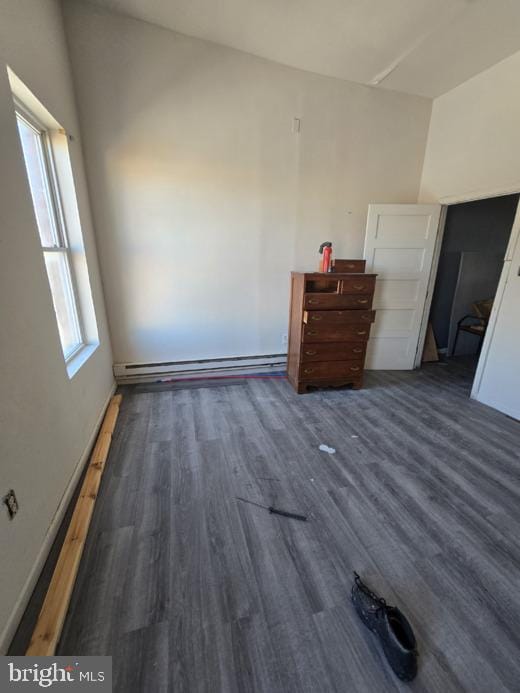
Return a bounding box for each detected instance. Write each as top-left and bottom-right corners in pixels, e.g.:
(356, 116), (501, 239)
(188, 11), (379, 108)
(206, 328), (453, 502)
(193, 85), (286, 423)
(423, 193), (519, 381)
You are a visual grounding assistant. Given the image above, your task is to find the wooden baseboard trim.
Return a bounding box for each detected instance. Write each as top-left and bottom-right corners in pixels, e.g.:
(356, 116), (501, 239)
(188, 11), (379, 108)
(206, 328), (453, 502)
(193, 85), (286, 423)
(26, 394), (122, 656)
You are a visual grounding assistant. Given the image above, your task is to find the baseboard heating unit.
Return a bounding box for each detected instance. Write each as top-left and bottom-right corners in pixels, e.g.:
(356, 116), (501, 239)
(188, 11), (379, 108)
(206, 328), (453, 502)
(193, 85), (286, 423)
(113, 353), (287, 384)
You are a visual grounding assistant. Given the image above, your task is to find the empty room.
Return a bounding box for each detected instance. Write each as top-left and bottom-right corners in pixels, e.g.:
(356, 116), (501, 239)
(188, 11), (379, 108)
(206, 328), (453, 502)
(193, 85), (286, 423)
(1, 0), (520, 690)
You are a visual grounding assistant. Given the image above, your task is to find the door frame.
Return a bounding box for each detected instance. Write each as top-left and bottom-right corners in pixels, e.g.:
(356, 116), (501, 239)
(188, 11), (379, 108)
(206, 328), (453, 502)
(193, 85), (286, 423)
(415, 187), (520, 403)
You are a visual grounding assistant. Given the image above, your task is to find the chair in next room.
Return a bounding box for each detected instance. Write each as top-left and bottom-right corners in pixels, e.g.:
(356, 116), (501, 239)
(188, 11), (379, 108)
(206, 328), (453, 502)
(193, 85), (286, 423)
(452, 298), (494, 356)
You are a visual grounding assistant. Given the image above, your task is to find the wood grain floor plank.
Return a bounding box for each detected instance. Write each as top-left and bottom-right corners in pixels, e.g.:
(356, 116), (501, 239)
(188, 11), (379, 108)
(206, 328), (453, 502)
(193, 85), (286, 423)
(46, 359), (520, 692)
(113, 621), (170, 693)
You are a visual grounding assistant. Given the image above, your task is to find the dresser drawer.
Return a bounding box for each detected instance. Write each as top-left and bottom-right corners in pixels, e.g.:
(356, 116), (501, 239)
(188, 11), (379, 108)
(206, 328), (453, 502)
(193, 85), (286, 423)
(299, 360), (364, 380)
(340, 276), (376, 295)
(301, 342), (366, 362)
(302, 325), (371, 342)
(304, 309), (375, 326)
(304, 294), (373, 310)
(331, 259), (366, 273)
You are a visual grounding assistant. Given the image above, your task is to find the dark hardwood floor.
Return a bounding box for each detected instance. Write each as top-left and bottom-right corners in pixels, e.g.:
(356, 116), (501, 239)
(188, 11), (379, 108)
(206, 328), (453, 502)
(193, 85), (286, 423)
(50, 360), (520, 690)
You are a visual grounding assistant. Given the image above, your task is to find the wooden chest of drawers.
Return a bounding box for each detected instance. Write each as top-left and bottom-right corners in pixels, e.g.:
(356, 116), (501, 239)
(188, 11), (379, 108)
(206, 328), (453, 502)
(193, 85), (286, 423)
(287, 268), (377, 394)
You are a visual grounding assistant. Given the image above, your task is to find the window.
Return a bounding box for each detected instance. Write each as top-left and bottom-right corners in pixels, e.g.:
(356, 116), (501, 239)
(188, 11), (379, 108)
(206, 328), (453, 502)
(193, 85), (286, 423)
(10, 65), (100, 378)
(16, 108), (85, 361)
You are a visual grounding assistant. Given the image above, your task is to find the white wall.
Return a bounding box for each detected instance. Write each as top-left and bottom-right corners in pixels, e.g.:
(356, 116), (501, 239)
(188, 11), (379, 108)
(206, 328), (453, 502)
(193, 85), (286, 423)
(420, 50), (520, 203)
(0, 0), (114, 651)
(63, 1), (432, 365)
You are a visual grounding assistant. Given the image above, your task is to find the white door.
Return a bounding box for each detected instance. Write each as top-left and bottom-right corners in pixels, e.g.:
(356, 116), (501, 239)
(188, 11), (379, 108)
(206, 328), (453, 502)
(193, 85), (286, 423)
(363, 204), (442, 370)
(472, 221), (520, 420)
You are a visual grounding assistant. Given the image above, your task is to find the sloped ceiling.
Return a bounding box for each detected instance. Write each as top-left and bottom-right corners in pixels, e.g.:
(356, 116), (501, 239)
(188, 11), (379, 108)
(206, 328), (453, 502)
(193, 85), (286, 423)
(80, 0), (520, 97)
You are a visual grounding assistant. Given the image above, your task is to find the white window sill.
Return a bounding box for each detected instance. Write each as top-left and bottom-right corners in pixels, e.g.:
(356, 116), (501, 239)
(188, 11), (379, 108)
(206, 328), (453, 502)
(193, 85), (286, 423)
(66, 342), (99, 379)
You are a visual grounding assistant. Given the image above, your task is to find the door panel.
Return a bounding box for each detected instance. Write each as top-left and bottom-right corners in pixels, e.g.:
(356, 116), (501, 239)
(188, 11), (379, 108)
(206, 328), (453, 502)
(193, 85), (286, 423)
(372, 247), (426, 274)
(374, 214), (433, 242)
(363, 204), (442, 369)
(375, 308), (416, 332)
(374, 279), (420, 304)
(474, 225), (520, 419)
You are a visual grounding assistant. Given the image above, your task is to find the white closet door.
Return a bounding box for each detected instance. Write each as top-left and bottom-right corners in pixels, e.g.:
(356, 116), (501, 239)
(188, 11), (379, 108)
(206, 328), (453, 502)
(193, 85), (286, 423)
(473, 224), (520, 420)
(363, 204), (442, 369)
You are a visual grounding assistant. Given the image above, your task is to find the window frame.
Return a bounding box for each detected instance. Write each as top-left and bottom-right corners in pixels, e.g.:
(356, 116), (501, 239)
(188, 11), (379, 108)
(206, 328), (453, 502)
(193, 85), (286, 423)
(15, 101), (86, 362)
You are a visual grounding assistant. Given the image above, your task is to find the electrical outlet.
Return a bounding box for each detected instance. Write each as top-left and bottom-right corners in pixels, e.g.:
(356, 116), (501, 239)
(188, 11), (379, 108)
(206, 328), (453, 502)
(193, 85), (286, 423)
(282, 333), (288, 347)
(3, 489), (19, 520)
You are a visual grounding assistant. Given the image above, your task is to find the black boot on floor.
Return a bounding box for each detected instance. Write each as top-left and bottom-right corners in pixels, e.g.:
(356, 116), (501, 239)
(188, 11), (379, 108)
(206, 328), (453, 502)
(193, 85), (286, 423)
(351, 572), (418, 682)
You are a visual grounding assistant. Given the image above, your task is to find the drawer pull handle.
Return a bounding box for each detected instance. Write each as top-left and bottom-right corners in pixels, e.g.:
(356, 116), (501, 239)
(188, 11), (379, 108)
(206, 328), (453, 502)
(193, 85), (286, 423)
(347, 264), (355, 268)
(357, 330), (367, 335)
(307, 330), (317, 336)
(311, 315), (323, 321)
(305, 350), (317, 356)
(361, 315), (372, 321)
(353, 284), (365, 290)
(304, 368), (314, 374)
(307, 299), (318, 304)
(353, 348), (363, 353)
(357, 299), (369, 304)
(350, 366), (361, 372)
